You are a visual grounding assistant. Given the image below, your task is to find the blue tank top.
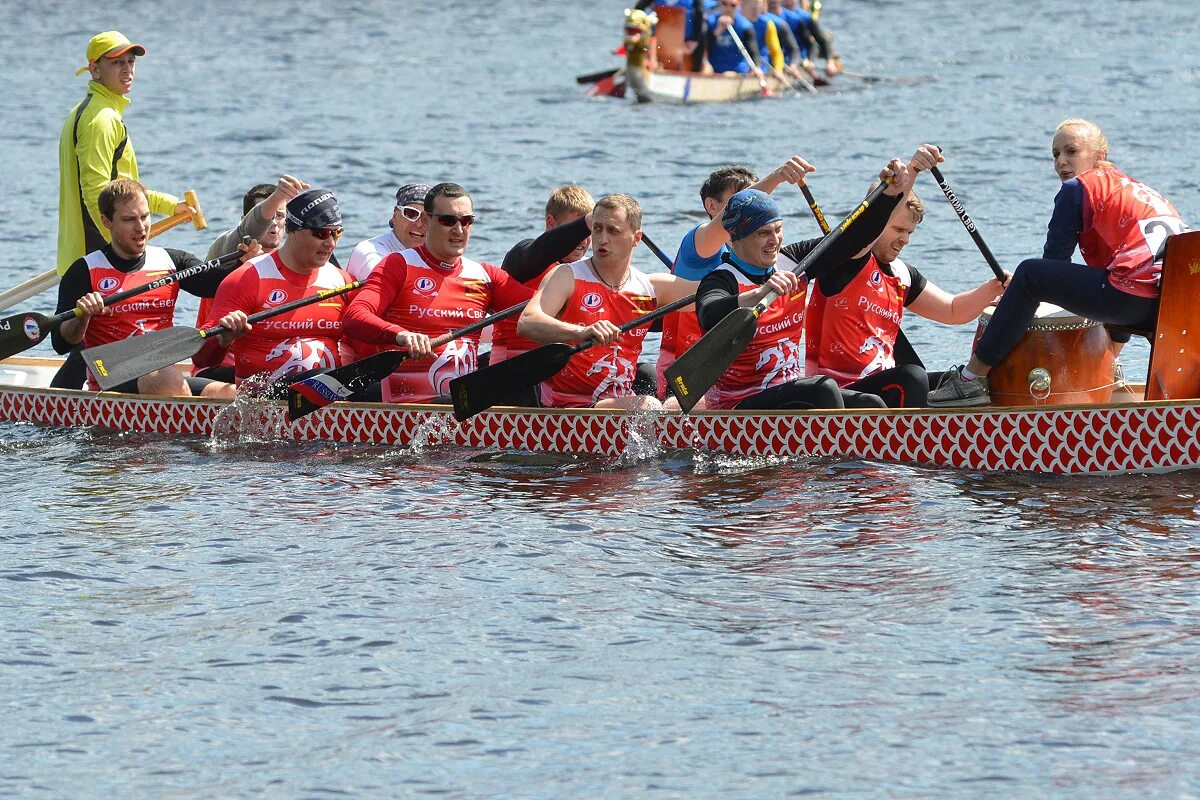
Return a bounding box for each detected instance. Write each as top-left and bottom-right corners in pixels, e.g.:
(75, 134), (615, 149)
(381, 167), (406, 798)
(672, 225), (730, 281)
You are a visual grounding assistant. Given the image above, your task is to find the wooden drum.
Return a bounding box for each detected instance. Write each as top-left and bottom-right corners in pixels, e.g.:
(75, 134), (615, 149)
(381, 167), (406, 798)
(974, 303), (1115, 406)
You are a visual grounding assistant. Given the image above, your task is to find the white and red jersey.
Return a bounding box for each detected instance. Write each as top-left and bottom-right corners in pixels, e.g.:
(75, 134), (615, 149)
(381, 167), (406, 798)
(705, 258), (810, 410)
(804, 256), (909, 387)
(490, 260), (559, 363)
(82, 245), (178, 347)
(341, 245), (534, 403)
(540, 259), (658, 408)
(81, 246), (179, 389)
(1077, 165), (1187, 298)
(202, 251), (353, 384)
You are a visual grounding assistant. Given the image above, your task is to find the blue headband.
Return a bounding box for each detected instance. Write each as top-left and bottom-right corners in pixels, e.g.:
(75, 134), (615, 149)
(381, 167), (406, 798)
(721, 189), (782, 242)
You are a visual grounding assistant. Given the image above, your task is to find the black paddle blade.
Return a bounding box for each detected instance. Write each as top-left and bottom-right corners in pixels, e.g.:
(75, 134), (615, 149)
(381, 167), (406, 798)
(664, 307), (761, 413)
(0, 311), (55, 360)
(450, 343), (575, 422)
(82, 326), (204, 391)
(286, 350), (408, 422)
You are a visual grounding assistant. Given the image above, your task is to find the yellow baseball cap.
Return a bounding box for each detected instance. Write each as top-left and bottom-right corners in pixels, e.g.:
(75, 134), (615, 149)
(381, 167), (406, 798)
(75, 31), (146, 76)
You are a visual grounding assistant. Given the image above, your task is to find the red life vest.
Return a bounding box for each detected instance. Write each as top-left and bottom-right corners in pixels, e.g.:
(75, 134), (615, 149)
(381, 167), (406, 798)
(82, 246), (179, 389)
(540, 259), (657, 408)
(705, 258), (809, 410)
(1076, 165), (1186, 298)
(203, 251), (353, 384)
(804, 255), (909, 387)
(490, 261), (559, 363)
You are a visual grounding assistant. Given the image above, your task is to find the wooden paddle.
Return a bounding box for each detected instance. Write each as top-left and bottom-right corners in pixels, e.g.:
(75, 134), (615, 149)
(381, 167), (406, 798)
(0, 189), (208, 314)
(81, 280), (362, 391)
(450, 293), (697, 422)
(285, 301), (529, 421)
(0, 245), (244, 362)
(928, 165), (1006, 282)
(798, 182), (924, 369)
(664, 179), (893, 412)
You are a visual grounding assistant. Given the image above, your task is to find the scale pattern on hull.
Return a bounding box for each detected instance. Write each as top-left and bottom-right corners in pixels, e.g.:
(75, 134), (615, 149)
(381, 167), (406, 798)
(2, 387), (1199, 474)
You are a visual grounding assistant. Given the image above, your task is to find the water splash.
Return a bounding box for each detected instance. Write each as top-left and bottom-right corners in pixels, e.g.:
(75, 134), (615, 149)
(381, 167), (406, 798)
(208, 373), (288, 450)
(615, 409), (665, 467)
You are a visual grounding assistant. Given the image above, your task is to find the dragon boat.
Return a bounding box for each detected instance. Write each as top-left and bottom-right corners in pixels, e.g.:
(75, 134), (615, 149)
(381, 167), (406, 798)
(4, 235), (1198, 476)
(592, 6), (798, 104)
(2, 355), (1198, 475)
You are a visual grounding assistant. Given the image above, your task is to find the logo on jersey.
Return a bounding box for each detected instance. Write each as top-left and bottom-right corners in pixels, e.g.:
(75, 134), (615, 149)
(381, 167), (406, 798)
(414, 277), (437, 296)
(868, 270), (884, 289)
(267, 289), (288, 305)
(833, 295), (850, 310)
(265, 337), (337, 382)
(97, 277), (119, 292)
(581, 292), (604, 310)
(23, 316), (40, 340)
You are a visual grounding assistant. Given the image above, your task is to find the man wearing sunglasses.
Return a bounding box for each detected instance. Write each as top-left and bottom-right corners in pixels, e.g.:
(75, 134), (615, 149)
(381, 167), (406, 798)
(343, 183), (535, 404)
(346, 183), (432, 282)
(198, 189), (356, 393)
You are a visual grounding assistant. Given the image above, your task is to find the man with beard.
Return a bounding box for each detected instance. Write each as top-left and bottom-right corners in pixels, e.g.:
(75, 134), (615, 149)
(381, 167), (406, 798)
(54, 179), (246, 396)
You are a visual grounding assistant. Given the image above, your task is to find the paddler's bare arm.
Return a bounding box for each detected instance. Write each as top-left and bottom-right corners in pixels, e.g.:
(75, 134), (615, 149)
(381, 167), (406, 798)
(517, 263), (621, 346)
(693, 156), (815, 259)
(647, 273), (699, 306)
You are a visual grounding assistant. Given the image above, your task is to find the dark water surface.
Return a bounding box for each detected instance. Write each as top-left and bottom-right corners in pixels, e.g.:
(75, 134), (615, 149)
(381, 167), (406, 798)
(3, 2), (1200, 797)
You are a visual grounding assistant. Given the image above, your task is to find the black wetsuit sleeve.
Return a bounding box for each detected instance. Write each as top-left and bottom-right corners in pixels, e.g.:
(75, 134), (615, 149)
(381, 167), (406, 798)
(739, 28), (761, 67)
(696, 269), (748, 331)
(809, 18), (833, 60)
(170, 249), (232, 298)
(52, 257), (93, 354)
(904, 264), (928, 305)
(782, 192), (903, 283)
(501, 216), (591, 284)
(813, 253), (870, 296)
(776, 20), (800, 64)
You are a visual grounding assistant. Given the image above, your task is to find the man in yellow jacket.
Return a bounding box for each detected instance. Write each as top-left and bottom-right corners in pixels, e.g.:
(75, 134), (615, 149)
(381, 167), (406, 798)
(56, 31), (189, 275)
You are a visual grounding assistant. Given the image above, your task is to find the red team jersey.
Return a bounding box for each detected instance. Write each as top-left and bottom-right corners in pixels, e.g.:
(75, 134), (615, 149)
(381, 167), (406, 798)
(80, 246), (179, 390)
(341, 245), (533, 403)
(489, 261), (558, 363)
(705, 260), (810, 410)
(804, 256), (910, 387)
(540, 260), (658, 408)
(1076, 165), (1186, 298)
(202, 251), (354, 383)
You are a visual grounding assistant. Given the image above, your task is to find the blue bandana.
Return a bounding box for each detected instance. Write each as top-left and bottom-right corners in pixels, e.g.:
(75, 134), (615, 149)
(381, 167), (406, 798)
(721, 189), (782, 242)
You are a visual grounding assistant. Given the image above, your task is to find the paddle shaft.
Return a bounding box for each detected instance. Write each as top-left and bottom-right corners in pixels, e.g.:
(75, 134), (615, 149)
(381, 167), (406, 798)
(60, 248), (243, 328)
(728, 21), (770, 95)
(568, 292), (696, 356)
(751, 179), (893, 313)
(929, 165), (1006, 282)
(798, 182), (830, 235)
(201, 280), (364, 341)
(640, 232), (674, 270)
(0, 247), (245, 362)
(0, 189), (207, 314)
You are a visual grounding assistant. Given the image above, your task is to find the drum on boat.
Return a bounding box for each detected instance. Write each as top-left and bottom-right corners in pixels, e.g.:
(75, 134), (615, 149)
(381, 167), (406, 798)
(974, 303), (1115, 406)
